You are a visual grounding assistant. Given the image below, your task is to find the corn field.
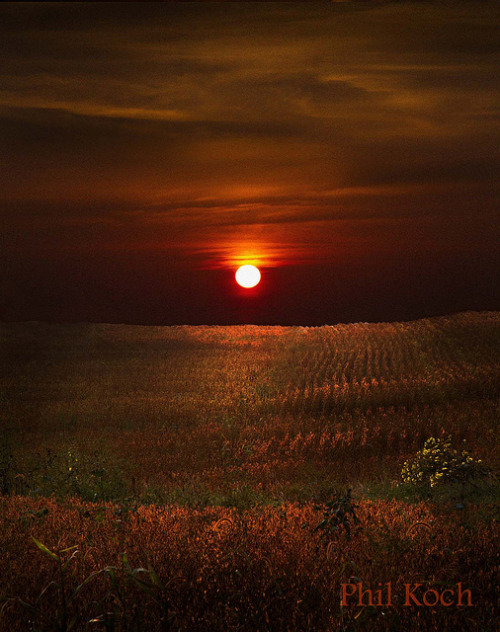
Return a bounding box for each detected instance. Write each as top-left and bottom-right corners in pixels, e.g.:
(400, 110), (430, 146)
(0, 312), (498, 629)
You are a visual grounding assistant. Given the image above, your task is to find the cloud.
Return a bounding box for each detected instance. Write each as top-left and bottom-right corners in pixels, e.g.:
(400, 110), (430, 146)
(0, 1), (498, 271)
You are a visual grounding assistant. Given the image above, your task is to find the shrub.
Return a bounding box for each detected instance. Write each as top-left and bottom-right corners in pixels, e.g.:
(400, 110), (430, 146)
(401, 436), (490, 499)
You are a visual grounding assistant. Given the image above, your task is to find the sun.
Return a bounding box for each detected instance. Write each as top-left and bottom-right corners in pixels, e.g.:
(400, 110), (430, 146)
(235, 264), (261, 288)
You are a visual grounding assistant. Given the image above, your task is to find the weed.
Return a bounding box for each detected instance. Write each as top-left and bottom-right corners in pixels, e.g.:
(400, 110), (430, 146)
(313, 489), (361, 539)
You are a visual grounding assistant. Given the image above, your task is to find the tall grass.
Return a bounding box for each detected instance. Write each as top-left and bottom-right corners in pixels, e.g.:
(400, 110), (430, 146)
(0, 495), (498, 631)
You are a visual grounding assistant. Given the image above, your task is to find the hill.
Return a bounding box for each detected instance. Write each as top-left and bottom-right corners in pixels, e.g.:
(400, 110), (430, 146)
(1, 311), (498, 502)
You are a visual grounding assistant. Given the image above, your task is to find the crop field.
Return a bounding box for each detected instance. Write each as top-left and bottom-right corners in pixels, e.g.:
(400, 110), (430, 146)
(0, 312), (499, 630)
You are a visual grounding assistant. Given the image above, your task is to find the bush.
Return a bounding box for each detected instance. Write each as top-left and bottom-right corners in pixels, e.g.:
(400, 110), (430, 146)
(401, 436), (490, 499)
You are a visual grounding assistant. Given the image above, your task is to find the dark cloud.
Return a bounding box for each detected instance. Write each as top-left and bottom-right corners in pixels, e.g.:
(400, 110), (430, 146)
(0, 1), (498, 323)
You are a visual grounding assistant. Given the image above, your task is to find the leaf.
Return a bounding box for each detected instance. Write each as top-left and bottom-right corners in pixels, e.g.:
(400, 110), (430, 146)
(121, 553), (132, 574)
(32, 537), (60, 562)
(62, 550), (79, 572)
(354, 607), (366, 620)
(15, 597), (37, 612)
(104, 566), (119, 590)
(36, 580), (60, 604)
(69, 569), (105, 604)
(129, 575), (155, 595)
(148, 566), (165, 591)
(67, 613), (79, 631)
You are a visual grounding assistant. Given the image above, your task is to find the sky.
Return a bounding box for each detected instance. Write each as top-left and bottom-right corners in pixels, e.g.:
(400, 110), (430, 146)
(1, 1), (499, 325)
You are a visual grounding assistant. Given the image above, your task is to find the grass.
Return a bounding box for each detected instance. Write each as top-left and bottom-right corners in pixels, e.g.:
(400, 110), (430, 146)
(0, 311), (499, 629)
(1, 495), (498, 631)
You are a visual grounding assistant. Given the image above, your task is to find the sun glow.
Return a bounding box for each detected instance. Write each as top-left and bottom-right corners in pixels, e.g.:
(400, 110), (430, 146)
(235, 264), (261, 288)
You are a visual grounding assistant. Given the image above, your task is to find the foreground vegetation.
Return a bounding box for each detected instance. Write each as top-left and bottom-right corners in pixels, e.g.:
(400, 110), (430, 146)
(1, 496), (498, 631)
(1, 312), (499, 629)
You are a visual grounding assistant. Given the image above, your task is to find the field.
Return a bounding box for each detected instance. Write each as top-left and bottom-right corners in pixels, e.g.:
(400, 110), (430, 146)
(1, 312), (499, 630)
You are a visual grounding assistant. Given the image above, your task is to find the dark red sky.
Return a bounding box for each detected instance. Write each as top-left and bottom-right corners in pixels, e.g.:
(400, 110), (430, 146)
(1, 2), (499, 325)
